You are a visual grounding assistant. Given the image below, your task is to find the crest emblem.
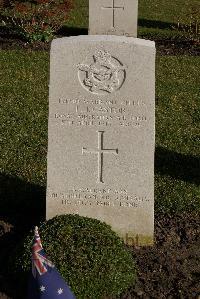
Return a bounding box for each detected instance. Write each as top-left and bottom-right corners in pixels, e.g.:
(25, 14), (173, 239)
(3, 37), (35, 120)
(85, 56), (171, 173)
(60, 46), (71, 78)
(77, 50), (126, 95)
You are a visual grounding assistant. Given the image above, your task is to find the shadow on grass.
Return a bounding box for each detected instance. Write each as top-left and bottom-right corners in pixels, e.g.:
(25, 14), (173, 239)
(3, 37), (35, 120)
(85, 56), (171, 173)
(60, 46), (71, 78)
(155, 147), (200, 186)
(0, 173), (45, 228)
(57, 26), (88, 36)
(59, 20), (175, 36)
(138, 18), (176, 30)
(0, 173), (45, 299)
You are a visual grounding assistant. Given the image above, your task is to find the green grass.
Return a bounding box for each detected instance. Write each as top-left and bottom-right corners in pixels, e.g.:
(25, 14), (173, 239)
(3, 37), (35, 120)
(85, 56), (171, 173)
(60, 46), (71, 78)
(156, 56), (200, 212)
(0, 52), (199, 213)
(139, 0), (200, 39)
(0, 51), (49, 185)
(67, 0), (88, 29)
(156, 56), (200, 154)
(139, 0), (199, 23)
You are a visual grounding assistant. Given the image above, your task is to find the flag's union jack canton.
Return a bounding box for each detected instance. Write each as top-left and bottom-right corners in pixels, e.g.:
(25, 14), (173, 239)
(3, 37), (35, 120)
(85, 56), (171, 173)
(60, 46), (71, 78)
(28, 227), (76, 299)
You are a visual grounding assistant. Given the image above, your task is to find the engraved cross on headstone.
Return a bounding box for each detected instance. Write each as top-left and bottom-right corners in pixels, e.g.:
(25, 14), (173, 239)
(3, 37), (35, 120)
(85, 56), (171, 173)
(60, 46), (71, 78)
(102, 0), (124, 29)
(89, 0), (138, 37)
(82, 131), (118, 183)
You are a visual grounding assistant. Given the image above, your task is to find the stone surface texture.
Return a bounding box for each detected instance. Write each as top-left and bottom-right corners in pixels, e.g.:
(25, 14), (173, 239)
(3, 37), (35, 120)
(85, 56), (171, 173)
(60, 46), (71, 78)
(46, 36), (155, 246)
(89, 0), (138, 37)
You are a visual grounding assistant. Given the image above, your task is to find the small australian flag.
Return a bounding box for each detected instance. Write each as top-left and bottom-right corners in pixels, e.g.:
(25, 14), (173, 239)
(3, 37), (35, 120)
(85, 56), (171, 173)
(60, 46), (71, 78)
(28, 226), (76, 299)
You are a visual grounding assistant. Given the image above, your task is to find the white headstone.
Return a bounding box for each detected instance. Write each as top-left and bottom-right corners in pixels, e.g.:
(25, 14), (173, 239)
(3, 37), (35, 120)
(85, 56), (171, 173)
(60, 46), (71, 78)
(89, 0), (138, 37)
(46, 35), (155, 246)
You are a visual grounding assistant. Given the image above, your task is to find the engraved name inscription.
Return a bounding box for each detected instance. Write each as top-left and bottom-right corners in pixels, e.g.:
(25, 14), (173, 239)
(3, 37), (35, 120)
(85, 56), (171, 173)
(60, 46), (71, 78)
(54, 97), (148, 128)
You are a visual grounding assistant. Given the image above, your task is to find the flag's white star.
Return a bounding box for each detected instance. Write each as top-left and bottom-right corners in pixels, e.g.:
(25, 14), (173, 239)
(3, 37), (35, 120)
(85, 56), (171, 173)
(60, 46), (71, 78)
(57, 288), (64, 295)
(40, 285), (46, 292)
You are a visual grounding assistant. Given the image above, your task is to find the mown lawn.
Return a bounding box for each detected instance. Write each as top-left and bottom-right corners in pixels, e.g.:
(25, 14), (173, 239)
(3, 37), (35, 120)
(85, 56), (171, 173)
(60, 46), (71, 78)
(156, 56), (200, 212)
(0, 51), (49, 185)
(0, 51), (199, 213)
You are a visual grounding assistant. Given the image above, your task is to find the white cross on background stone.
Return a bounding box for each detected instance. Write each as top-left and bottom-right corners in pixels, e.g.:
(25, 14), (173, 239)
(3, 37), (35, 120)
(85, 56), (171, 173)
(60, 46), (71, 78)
(57, 288), (63, 295)
(40, 285), (46, 292)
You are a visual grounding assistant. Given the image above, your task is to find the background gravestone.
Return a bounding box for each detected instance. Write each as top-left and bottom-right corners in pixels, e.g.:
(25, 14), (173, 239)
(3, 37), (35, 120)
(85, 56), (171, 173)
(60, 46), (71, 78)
(89, 0), (138, 37)
(46, 35), (155, 246)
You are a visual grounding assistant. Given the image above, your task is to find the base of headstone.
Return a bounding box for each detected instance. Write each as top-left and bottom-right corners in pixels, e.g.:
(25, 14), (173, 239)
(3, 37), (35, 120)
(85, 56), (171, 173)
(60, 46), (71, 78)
(46, 35), (155, 246)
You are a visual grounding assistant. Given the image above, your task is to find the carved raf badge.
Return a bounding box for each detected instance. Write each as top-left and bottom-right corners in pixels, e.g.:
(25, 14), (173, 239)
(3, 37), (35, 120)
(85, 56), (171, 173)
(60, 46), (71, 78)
(77, 50), (126, 95)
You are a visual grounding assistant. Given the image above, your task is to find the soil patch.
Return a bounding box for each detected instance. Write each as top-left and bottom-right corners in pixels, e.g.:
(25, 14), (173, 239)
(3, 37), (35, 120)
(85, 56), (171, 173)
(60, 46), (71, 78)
(155, 39), (200, 56)
(122, 212), (200, 299)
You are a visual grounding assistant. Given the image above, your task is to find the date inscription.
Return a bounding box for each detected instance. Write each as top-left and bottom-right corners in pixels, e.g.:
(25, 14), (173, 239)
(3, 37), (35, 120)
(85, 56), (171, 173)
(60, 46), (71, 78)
(52, 97), (148, 128)
(49, 188), (150, 210)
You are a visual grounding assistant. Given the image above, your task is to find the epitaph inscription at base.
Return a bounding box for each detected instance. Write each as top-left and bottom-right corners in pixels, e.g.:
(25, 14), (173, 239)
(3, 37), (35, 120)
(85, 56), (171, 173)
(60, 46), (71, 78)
(46, 36), (155, 246)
